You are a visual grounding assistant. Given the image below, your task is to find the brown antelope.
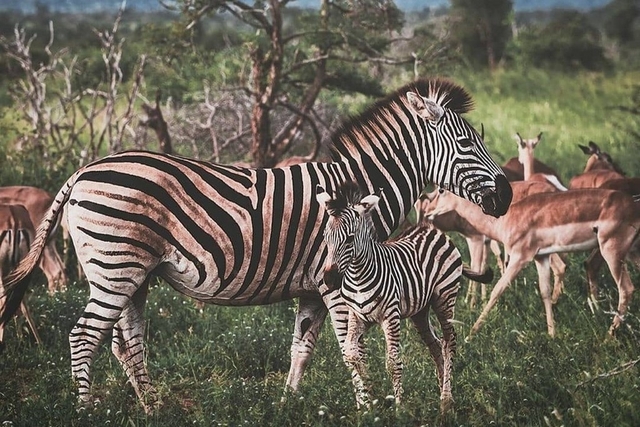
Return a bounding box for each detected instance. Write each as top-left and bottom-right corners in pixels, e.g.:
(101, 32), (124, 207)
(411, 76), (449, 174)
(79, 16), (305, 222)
(418, 180), (566, 309)
(582, 177), (640, 303)
(423, 188), (640, 339)
(0, 204), (41, 349)
(0, 186), (67, 293)
(501, 132), (562, 184)
(568, 141), (624, 189)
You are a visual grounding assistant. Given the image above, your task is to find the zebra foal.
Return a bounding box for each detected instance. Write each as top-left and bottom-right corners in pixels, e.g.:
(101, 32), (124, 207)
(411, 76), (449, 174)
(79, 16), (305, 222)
(317, 182), (492, 413)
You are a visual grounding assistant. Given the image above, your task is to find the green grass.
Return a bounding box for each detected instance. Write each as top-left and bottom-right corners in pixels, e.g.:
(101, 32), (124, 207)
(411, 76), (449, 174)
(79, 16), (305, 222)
(1, 254), (638, 426)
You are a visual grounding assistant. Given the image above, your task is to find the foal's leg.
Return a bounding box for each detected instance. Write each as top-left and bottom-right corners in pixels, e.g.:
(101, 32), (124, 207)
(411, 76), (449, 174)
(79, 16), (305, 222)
(381, 309), (403, 405)
(344, 310), (370, 408)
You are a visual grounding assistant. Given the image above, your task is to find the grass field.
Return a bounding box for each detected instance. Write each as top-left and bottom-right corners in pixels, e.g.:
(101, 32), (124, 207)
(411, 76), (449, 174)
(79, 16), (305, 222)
(0, 250), (638, 426)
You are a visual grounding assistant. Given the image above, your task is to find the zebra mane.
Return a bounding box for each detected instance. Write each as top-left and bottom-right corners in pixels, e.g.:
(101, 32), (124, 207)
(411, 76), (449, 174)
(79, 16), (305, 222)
(325, 181), (364, 213)
(330, 77), (474, 160)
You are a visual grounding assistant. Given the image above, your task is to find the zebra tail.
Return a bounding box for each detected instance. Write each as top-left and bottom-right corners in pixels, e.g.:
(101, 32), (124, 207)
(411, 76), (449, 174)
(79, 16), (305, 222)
(462, 266), (494, 284)
(0, 170), (80, 326)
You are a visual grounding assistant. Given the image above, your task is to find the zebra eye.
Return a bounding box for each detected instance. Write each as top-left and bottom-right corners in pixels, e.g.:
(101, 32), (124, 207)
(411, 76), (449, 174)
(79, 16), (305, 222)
(459, 138), (474, 148)
(345, 235), (355, 245)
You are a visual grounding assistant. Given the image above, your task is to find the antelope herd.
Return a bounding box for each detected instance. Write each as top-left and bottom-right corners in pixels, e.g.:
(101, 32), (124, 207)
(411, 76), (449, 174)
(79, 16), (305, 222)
(418, 135), (639, 340)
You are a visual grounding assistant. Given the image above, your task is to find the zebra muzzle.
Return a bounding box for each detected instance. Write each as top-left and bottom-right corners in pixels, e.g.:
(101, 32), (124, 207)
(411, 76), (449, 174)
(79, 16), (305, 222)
(479, 174), (512, 218)
(323, 266), (344, 291)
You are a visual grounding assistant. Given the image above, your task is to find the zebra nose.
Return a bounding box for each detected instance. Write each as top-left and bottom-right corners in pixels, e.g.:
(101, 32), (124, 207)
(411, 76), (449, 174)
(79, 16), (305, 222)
(480, 174), (512, 218)
(323, 266), (343, 291)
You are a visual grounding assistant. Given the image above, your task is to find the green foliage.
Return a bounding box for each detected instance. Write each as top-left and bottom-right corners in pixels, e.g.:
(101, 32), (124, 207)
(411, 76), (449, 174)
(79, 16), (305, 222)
(513, 10), (611, 72)
(449, 0), (514, 69)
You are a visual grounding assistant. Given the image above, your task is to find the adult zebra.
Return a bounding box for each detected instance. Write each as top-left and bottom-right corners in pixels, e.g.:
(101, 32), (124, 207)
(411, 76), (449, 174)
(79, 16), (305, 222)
(317, 182), (493, 413)
(0, 78), (512, 412)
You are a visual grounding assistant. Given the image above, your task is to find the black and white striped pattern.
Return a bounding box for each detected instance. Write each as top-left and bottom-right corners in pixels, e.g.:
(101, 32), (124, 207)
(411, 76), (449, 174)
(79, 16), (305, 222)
(317, 182), (463, 412)
(0, 78), (511, 411)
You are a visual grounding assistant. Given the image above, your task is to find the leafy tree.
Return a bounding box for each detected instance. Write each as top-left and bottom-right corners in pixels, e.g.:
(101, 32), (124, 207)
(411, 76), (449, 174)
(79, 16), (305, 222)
(448, 0), (513, 71)
(602, 0), (640, 45)
(516, 10), (611, 72)
(171, 0), (419, 167)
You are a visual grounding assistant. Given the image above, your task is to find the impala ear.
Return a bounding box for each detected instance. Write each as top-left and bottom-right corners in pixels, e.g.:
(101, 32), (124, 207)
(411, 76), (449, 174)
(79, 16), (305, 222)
(406, 92), (444, 122)
(355, 194), (380, 215)
(515, 132), (525, 148)
(578, 144), (591, 155)
(588, 141), (601, 153)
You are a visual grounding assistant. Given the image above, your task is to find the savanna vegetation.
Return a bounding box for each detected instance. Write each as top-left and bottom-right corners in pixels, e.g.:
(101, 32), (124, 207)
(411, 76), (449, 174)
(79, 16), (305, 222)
(0, 0), (639, 426)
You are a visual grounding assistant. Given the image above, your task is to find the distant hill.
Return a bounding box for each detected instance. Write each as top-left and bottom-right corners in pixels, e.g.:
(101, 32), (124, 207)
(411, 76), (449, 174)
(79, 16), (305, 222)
(0, 0), (613, 14)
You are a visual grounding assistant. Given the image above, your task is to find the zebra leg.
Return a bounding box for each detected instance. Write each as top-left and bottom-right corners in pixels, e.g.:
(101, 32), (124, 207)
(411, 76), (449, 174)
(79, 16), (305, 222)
(381, 311), (403, 405)
(284, 295), (328, 395)
(111, 280), (158, 413)
(344, 310), (370, 408)
(434, 293), (458, 415)
(320, 287), (371, 408)
(69, 272), (147, 410)
(410, 308), (444, 389)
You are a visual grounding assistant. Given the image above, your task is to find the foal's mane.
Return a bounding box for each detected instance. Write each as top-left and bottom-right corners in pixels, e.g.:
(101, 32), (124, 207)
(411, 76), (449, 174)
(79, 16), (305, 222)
(330, 78), (474, 160)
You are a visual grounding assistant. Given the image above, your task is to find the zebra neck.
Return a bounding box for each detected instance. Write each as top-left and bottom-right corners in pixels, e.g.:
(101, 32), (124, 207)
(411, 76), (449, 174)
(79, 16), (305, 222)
(326, 159), (426, 241)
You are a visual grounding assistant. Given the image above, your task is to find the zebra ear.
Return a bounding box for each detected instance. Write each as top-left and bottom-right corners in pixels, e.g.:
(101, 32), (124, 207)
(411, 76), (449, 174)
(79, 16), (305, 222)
(406, 91), (444, 122)
(355, 194), (380, 215)
(316, 189), (332, 211)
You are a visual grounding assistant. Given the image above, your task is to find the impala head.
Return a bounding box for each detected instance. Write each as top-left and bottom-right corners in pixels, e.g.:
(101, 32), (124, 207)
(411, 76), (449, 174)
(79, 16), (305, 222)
(403, 80), (512, 217)
(317, 182), (379, 290)
(578, 141), (623, 174)
(418, 188), (457, 221)
(516, 132), (542, 165)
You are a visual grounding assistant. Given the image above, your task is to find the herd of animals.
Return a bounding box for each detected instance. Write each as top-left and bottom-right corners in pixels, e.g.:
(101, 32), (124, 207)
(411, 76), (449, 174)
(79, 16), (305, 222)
(0, 78), (638, 416)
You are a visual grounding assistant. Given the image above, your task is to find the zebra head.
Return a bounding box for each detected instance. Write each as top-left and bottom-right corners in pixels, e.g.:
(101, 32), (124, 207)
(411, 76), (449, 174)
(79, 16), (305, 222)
(317, 182), (378, 291)
(403, 80), (512, 217)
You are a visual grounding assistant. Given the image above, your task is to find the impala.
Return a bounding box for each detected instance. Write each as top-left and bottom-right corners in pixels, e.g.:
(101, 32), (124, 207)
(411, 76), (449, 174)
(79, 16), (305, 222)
(0, 186), (67, 293)
(0, 204), (41, 349)
(568, 141), (624, 189)
(424, 188), (640, 339)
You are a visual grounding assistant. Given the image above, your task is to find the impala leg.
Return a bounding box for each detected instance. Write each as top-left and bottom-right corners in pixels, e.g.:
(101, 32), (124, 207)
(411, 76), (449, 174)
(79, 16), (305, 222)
(599, 241), (635, 335)
(381, 310), (402, 405)
(585, 248), (604, 309)
(550, 253), (567, 305)
(40, 241), (68, 294)
(111, 280), (157, 413)
(466, 236), (485, 309)
(469, 255), (529, 340)
(284, 295), (328, 396)
(19, 300), (42, 345)
(344, 311), (370, 408)
(534, 255), (556, 337)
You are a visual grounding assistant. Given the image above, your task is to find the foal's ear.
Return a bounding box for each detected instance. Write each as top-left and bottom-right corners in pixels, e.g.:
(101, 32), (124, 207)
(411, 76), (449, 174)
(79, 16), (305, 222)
(355, 194), (380, 215)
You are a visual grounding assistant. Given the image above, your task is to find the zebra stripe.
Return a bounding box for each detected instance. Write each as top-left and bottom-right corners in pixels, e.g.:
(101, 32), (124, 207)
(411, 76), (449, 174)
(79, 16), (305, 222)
(0, 78), (511, 412)
(317, 181), (463, 411)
